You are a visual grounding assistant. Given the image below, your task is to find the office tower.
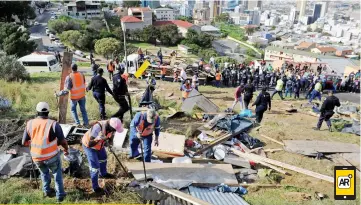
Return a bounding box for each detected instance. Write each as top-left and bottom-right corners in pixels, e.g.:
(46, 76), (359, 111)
(210, 0), (221, 20)
(297, 0), (306, 18)
(289, 6), (299, 23)
(312, 3), (322, 23)
(141, 0), (160, 9)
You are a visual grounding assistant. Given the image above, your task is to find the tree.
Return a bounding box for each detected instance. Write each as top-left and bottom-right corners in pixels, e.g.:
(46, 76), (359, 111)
(122, 0), (140, 8)
(60, 30), (82, 48)
(48, 19), (68, 33)
(215, 13), (229, 23)
(94, 38), (121, 58)
(246, 48), (256, 57)
(242, 36), (248, 41)
(0, 1), (35, 24)
(271, 26), (276, 30)
(87, 19), (105, 31)
(0, 23), (36, 57)
(158, 24), (182, 46)
(197, 33), (213, 48)
(141, 25), (160, 44)
(245, 27), (255, 36)
(176, 16), (193, 23)
(185, 29), (199, 44)
(0, 54), (30, 82)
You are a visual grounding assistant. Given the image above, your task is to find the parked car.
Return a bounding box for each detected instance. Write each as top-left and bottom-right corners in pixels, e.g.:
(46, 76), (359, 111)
(34, 21), (39, 26)
(50, 16), (55, 20)
(74, 50), (85, 58)
(49, 34), (56, 41)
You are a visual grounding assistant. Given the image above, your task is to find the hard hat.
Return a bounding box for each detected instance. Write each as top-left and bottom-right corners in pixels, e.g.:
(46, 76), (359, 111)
(36, 102), (50, 112)
(109, 118), (124, 133)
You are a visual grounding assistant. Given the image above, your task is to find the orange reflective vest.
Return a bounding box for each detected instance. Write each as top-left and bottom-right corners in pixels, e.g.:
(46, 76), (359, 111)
(216, 73), (221, 81)
(182, 84), (192, 99)
(69, 72), (86, 100)
(161, 67), (167, 75)
(26, 119), (58, 162)
(107, 63), (114, 72)
(82, 121), (110, 150)
(137, 113), (159, 137)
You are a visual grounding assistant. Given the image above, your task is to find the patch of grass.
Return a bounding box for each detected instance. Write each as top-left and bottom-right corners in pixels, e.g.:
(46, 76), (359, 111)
(76, 62), (107, 68)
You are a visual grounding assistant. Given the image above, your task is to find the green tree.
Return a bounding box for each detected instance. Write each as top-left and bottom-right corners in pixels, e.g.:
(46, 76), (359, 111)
(141, 25), (159, 44)
(0, 23), (36, 57)
(48, 19), (68, 33)
(0, 54), (30, 82)
(185, 29), (199, 44)
(0, 1), (36, 24)
(246, 48), (256, 57)
(158, 24), (182, 46)
(215, 13), (229, 23)
(122, 0), (140, 7)
(253, 43), (261, 49)
(197, 33), (213, 48)
(59, 30), (82, 48)
(176, 16), (193, 23)
(245, 27), (255, 36)
(94, 38), (121, 58)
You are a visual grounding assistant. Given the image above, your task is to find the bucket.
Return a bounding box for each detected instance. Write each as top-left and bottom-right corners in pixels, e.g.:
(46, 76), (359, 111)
(213, 145), (227, 160)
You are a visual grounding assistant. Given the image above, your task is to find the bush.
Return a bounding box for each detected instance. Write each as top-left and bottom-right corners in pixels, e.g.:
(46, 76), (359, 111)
(0, 55), (30, 82)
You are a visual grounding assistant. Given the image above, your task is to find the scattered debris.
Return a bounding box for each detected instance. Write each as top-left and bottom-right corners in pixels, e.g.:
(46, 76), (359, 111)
(151, 132), (185, 157)
(259, 134), (284, 146)
(282, 192), (312, 202)
(181, 89), (219, 113)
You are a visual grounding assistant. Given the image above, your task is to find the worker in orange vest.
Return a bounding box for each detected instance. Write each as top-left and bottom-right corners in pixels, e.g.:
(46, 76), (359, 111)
(22, 102), (69, 202)
(129, 109), (160, 162)
(215, 70), (222, 87)
(181, 80), (193, 101)
(82, 118), (124, 193)
(107, 60), (115, 81)
(56, 64), (89, 127)
(160, 66), (167, 81)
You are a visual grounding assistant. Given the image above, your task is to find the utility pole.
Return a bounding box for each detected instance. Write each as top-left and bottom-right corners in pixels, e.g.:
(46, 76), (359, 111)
(122, 26), (128, 73)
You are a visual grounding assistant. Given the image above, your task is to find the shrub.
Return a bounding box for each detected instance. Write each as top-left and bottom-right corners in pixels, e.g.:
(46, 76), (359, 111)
(0, 55), (30, 82)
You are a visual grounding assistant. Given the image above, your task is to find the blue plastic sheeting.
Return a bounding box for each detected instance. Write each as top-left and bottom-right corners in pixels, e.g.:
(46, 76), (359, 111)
(215, 115), (253, 134)
(239, 109), (253, 118)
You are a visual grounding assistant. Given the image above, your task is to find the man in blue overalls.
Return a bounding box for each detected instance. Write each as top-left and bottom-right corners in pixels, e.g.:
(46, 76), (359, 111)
(129, 109), (160, 162)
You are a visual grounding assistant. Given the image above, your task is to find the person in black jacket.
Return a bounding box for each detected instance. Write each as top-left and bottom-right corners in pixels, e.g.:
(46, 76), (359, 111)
(111, 69), (129, 122)
(252, 86), (271, 123)
(313, 90), (341, 132)
(87, 68), (113, 120)
(243, 80), (255, 109)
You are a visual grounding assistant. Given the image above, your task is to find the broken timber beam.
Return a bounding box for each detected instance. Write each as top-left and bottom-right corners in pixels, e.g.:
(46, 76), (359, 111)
(231, 148), (334, 183)
(264, 148), (283, 153)
(149, 182), (212, 205)
(259, 135), (284, 146)
(194, 133), (232, 155)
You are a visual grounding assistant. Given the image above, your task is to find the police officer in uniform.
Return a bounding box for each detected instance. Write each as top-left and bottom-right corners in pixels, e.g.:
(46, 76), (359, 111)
(112, 67), (130, 122)
(243, 80), (255, 109)
(252, 87), (271, 123)
(313, 91), (340, 132)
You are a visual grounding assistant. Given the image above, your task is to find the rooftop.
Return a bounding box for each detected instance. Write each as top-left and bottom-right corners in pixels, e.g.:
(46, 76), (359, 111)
(129, 7), (151, 12)
(296, 41), (316, 48)
(120, 16), (142, 23)
(314, 47), (337, 52)
(265, 46), (340, 59)
(154, 7), (173, 11)
(153, 20), (195, 28)
(201, 25), (220, 32)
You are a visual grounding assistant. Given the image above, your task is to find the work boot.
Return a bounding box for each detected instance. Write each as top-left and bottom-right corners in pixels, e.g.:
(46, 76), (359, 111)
(94, 187), (104, 195)
(43, 188), (56, 198)
(100, 173), (115, 179)
(56, 196), (65, 203)
(313, 127), (320, 131)
(328, 127), (333, 132)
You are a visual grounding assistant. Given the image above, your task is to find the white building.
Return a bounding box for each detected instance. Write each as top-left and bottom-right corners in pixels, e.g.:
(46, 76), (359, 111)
(336, 29), (344, 38)
(121, 7), (153, 31)
(66, 1), (102, 19)
(297, 0), (306, 20)
(289, 6), (299, 23)
(265, 17), (277, 26)
(154, 8), (174, 21)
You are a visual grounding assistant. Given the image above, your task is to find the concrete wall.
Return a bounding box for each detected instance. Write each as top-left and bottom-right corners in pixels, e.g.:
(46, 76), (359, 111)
(121, 22), (145, 31)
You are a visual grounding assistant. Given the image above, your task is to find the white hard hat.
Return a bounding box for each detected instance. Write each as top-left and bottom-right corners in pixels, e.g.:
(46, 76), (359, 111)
(146, 109), (157, 123)
(36, 102), (50, 112)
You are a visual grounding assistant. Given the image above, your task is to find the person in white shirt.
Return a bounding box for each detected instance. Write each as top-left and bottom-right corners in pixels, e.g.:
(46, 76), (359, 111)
(179, 67), (188, 90)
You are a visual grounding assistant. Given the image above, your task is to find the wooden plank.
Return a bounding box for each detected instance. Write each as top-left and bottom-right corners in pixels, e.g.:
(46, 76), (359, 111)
(264, 148), (283, 153)
(260, 135), (284, 146)
(231, 148), (334, 183)
(125, 162), (238, 186)
(250, 147), (263, 153)
(194, 133), (232, 155)
(151, 132), (185, 157)
(149, 182), (212, 205)
(258, 161), (288, 175)
(283, 140), (360, 156)
(240, 184), (283, 188)
(58, 52), (73, 123)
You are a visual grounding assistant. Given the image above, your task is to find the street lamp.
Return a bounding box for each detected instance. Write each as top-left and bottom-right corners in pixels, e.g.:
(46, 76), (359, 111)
(121, 25), (127, 73)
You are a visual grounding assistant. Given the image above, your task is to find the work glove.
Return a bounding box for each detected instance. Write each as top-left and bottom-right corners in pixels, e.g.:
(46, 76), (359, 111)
(136, 132), (142, 139)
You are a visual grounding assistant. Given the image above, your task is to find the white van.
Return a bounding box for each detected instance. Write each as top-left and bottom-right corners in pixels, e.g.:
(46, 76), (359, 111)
(17, 54), (60, 73)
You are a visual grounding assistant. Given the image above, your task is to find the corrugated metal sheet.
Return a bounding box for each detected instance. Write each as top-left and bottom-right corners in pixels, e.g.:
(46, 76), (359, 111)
(188, 186), (249, 205)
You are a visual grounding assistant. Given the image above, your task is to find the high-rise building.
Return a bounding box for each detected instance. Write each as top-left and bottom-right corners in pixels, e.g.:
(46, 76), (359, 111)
(297, 0), (307, 19)
(289, 6), (299, 23)
(141, 0), (160, 9)
(319, 2), (328, 18)
(209, 0), (221, 20)
(312, 3), (322, 23)
(245, 0), (262, 10)
(180, 0), (195, 17)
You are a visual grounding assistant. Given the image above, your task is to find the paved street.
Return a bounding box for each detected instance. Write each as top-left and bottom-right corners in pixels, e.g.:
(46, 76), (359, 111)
(334, 92), (360, 104)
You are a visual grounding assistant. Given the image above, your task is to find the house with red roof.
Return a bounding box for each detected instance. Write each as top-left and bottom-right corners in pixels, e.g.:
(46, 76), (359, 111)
(120, 7), (152, 31)
(153, 20), (200, 37)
